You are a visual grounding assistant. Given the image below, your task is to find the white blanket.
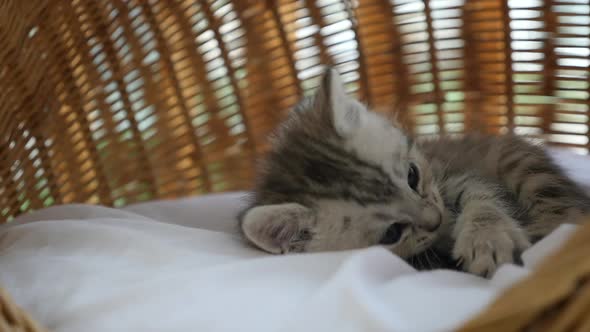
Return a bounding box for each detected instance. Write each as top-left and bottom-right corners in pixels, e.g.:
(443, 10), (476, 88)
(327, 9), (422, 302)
(0, 148), (588, 332)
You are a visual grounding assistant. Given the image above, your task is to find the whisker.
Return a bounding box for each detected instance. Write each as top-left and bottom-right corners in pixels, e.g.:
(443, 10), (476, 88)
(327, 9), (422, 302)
(422, 253), (429, 270)
(416, 253), (426, 270)
(429, 248), (442, 267)
(424, 250), (434, 270)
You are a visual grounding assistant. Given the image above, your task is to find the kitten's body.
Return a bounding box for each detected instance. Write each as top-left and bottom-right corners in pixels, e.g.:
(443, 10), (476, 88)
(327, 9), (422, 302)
(239, 69), (590, 277)
(414, 134), (590, 272)
(422, 134), (590, 240)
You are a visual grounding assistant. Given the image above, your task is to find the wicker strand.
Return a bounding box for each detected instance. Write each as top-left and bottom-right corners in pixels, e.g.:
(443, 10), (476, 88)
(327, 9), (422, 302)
(304, 0), (333, 66)
(423, 0), (445, 135)
(462, 0), (482, 132)
(0, 287), (47, 332)
(268, 2), (303, 99)
(542, 0), (558, 135)
(587, 5), (590, 153)
(344, 0), (371, 105)
(501, 0), (515, 133)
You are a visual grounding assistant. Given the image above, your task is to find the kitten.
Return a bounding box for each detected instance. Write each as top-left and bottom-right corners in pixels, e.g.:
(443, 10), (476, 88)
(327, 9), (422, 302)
(238, 68), (590, 277)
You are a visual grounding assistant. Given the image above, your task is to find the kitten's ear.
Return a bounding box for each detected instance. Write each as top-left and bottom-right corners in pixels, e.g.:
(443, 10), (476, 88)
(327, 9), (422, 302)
(315, 67), (367, 137)
(241, 203), (314, 254)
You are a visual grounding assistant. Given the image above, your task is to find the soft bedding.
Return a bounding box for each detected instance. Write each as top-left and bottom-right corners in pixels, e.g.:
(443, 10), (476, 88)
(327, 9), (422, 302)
(0, 148), (588, 332)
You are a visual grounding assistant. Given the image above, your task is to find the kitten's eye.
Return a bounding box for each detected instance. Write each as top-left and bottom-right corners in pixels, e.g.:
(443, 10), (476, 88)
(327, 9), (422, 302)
(407, 163), (420, 191)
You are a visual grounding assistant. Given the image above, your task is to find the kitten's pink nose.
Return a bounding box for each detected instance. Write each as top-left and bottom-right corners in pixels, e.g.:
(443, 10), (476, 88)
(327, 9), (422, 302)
(421, 215), (441, 232)
(419, 206), (442, 232)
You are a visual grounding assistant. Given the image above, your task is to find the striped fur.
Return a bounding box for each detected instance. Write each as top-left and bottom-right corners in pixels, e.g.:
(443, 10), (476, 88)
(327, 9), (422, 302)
(239, 68), (590, 277)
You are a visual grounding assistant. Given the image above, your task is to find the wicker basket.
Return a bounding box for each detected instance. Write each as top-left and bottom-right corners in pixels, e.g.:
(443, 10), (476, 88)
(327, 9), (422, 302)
(1, 0), (589, 330)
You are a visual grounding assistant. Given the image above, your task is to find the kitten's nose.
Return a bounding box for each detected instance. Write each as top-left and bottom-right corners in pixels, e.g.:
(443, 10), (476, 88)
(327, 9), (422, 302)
(379, 223), (409, 245)
(418, 204), (442, 232)
(419, 213), (442, 232)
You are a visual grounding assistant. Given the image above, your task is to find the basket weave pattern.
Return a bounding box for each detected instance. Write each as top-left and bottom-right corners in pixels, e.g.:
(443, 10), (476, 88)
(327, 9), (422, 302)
(1, 0), (590, 222)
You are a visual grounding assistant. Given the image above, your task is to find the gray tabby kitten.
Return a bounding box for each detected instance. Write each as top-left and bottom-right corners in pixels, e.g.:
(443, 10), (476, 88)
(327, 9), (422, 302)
(238, 68), (590, 277)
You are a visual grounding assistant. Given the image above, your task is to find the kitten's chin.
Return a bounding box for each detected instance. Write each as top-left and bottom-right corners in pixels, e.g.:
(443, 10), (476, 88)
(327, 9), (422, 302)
(390, 234), (439, 259)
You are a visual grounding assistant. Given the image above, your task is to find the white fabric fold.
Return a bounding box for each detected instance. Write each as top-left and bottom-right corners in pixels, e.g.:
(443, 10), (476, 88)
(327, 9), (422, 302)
(0, 149), (586, 332)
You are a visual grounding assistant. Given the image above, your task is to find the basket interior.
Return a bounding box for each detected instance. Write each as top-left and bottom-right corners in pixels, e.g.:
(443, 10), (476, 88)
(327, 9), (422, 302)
(1, 0), (589, 222)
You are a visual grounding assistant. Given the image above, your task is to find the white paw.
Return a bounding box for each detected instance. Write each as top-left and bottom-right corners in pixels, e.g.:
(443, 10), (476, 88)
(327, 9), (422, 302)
(453, 224), (530, 278)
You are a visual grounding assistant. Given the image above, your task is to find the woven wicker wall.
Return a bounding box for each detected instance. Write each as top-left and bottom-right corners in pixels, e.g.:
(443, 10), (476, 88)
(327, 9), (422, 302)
(1, 0), (589, 222)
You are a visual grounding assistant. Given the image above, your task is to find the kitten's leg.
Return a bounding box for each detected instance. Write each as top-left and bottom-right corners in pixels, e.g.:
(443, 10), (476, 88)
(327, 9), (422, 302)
(445, 175), (530, 277)
(496, 142), (590, 240)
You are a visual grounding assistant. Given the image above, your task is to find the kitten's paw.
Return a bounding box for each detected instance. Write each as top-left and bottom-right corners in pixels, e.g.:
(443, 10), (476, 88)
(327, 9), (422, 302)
(453, 223), (530, 278)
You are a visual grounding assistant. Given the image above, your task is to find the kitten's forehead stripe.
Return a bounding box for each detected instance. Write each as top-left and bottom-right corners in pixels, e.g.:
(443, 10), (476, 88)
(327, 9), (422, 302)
(256, 128), (400, 207)
(407, 137), (414, 152)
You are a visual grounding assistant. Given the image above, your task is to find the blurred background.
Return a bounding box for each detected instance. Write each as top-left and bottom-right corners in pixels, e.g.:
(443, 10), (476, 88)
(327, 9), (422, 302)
(1, 0), (589, 221)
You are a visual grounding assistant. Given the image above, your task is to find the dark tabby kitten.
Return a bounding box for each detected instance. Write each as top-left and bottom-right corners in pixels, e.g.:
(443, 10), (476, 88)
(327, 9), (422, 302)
(238, 68), (590, 277)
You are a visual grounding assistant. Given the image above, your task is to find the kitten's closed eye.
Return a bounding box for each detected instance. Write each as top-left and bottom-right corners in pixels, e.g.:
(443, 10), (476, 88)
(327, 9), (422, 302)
(408, 163), (420, 191)
(379, 223), (409, 245)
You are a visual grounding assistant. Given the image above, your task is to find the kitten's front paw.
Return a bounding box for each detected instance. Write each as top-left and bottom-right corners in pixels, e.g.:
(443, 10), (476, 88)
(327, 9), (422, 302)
(453, 223), (530, 278)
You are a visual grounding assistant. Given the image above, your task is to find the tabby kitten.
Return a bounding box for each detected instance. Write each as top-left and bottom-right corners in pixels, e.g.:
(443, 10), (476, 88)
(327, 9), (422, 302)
(238, 68), (590, 277)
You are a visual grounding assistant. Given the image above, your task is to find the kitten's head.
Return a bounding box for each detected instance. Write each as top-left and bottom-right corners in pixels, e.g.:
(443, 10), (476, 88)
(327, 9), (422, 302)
(239, 68), (445, 258)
